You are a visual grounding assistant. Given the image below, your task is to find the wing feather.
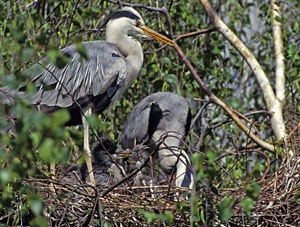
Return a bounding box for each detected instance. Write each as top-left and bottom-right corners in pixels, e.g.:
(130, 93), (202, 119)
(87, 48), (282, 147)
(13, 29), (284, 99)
(121, 102), (152, 149)
(121, 92), (190, 149)
(25, 41), (126, 109)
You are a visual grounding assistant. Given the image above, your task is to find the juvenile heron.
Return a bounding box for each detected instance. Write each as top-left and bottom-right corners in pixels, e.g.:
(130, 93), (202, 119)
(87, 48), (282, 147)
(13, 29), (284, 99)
(120, 92), (194, 189)
(63, 139), (124, 186)
(2, 7), (173, 186)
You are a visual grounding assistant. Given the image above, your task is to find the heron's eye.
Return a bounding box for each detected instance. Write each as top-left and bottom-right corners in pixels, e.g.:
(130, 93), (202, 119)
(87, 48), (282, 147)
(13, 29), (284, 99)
(135, 19), (141, 27)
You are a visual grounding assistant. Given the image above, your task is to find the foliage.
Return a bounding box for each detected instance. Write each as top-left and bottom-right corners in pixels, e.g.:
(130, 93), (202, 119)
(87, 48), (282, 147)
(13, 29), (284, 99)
(144, 210), (174, 226)
(0, 0), (299, 226)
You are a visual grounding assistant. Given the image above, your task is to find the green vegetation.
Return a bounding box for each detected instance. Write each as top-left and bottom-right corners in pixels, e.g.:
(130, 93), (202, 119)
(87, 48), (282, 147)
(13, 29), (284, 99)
(0, 0), (299, 226)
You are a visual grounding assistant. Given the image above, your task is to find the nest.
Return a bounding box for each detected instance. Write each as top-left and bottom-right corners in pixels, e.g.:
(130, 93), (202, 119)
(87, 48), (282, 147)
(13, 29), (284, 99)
(24, 116), (300, 226)
(227, 155), (300, 226)
(29, 176), (191, 227)
(27, 154), (300, 227)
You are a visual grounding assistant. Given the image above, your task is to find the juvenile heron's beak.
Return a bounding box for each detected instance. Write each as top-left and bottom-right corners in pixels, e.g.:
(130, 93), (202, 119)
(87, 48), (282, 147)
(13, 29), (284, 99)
(139, 25), (174, 46)
(127, 157), (138, 165)
(115, 148), (137, 158)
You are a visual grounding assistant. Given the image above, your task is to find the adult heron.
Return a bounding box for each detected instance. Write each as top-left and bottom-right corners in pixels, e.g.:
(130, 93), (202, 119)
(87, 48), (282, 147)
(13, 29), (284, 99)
(120, 92), (194, 189)
(1, 7), (173, 186)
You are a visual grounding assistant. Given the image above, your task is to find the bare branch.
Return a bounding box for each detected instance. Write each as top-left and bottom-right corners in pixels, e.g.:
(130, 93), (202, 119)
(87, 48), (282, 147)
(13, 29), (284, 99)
(198, 0), (287, 141)
(198, 0), (276, 109)
(172, 41), (275, 152)
(271, 0), (286, 138)
(174, 28), (216, 41)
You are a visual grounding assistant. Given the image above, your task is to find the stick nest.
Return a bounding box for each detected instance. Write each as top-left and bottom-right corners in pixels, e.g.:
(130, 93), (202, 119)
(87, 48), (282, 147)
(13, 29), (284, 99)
(30, 177), (191, 226)
(27, 153), (300, 227)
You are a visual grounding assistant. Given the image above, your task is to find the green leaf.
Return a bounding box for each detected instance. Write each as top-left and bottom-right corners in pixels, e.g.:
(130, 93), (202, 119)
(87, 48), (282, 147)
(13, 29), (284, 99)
(21, 47), (35, 63)
(144, 211), (156, 224)
(143, 211), (173, 226)
(52, 109), (70, 126)
(207, 150), (217, 163)
(218, 197), (235, 220)
(11, 30), (26, 44)
(0, 169), (12, 186)
(244, 182), (260, 200)
(75, 42), (88, 60)
(38, 138), (56, 162)
(47, 49), (71, 69)
(227, 97), (240, 109)
(165, 74), (178, 84)
(159, 211), (174, 225)
(274, 15), (282, 23)
(160, 57), (171, 65)
(233, 169), (242, 178)
(153, 79), (164, 90)
(29, 216), (48, 227)
(219, 207), (233, 221)
(212, 46), (222, 54)
(241, 198), (254, 217)
(27, 194), (44, 216)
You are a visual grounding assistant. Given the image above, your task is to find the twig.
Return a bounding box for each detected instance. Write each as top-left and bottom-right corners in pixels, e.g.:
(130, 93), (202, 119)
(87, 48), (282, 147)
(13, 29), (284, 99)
(174, 28), (216, 41)
(287, 121), (300, 139)
(26, 0), (40, 8)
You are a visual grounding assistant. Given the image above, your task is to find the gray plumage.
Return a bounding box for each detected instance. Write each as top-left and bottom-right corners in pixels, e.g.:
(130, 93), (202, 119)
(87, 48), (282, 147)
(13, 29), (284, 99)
(63, 139), (124, 186)
(121, 92), (194, 189)
(1, 7), (173, 186)
(24, 41), (128, 126)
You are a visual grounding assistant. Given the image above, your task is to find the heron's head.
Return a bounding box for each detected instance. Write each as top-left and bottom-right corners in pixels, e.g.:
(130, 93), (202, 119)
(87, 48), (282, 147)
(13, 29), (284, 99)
(92, 139), (117, 167)
(102, 7), (173, 46)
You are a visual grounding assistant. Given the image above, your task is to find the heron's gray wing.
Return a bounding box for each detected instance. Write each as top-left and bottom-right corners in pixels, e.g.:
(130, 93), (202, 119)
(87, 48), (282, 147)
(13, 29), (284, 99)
(121, 98), (164, 149)
(149, 92), (191, 137)
(23, 41), (126, 109)
(121, 92), (191, 149)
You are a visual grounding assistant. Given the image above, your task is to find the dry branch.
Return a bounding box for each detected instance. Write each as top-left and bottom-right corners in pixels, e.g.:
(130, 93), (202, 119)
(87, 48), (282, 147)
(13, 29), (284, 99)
(198, 0), (287, 141)
(172, 41), (275, 152)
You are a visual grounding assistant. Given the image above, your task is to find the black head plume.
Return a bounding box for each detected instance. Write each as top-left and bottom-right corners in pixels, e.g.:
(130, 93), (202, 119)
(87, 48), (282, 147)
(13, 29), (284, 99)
(94, 8), (141, 39)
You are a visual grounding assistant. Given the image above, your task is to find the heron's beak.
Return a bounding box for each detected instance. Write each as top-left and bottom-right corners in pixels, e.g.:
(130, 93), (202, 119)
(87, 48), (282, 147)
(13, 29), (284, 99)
(115, 148), (137, 158)
(139, 25), (174, 46)
(127, 158), (138, 165)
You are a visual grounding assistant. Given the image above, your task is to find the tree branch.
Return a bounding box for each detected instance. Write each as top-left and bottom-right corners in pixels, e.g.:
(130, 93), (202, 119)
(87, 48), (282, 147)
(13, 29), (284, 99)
(198, 0), (287, 141)
(174, 28), (216, 41)
(271, 0), (286, 139)
(198, 0), (276, 109)
(173, 42), (275, 152)
(272, 1), (286, 97)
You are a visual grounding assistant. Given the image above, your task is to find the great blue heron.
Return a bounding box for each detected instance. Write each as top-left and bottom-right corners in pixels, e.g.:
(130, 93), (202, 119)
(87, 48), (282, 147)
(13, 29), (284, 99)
(1, 7), (173, 186)
(120, 92), (194, 189)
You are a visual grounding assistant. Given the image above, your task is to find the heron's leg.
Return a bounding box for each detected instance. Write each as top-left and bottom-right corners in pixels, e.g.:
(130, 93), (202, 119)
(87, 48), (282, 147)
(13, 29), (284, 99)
(50, 163), (55, 176)
(49, 163), (56, 193)
(82, 108), (96, 186)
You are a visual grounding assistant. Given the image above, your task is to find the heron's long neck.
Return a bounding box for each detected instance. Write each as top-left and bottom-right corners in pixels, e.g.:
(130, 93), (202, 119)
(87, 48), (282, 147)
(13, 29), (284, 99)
(106, 26), (144, 75)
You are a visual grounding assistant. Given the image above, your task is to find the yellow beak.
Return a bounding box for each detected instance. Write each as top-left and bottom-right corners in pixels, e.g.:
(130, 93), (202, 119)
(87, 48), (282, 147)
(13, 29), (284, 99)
(139, 25), (174, 46)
